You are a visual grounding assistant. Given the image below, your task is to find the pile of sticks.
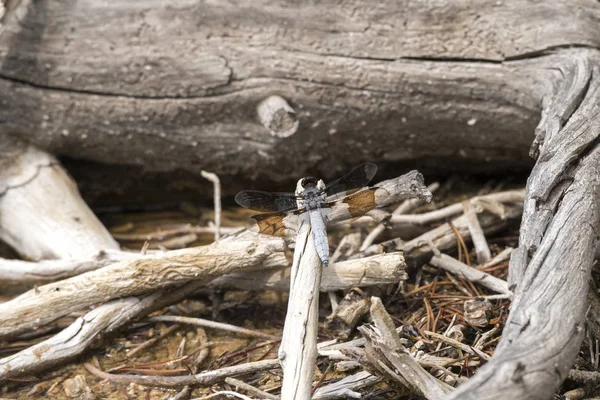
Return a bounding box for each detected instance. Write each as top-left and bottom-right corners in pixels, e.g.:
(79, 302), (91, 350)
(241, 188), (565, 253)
(0, 150), (527, 398)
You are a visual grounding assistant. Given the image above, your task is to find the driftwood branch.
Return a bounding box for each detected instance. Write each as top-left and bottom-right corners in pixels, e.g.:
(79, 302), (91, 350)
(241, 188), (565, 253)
(428, 252), (511, 296)
(313, 371), (380, 400)
(0, 278), (211, 381)
(83, 359), (280, 388)
(210, 252), (407, 292)
(462, 200), (491, 264)
(0, 233), (287, 340)
(0, 252), (408, 382)
(225, 377), (280, 400)
(0, 138), (118, 259)
(278, 220), (322, 400)
(0, 250), (137, 282)
(355, 297), (453, 400)
(447, 49), (600, 400)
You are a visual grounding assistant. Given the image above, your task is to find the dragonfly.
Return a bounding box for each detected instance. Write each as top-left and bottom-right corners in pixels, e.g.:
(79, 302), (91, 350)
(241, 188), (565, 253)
(235, 162), (380, 266)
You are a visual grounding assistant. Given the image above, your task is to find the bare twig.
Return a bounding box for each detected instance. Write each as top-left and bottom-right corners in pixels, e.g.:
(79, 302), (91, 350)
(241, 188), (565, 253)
(462, 200), (491, 264)
(191, 391), (252, 400)
(477, 247), (513, 269)
(128, 324), (181, 358)
(84, 358), (280, 388)
(347, 190), (523, 229)
(148, 315), (280, 341)
(200, 170), (222, 242)
(363, 202), (523, 263)
(329, 232), (363, 311)
(424, 331), (490, 361)
(174, 327), (211, 399)
(428, 252), (511, 295)
(474, 325), (501, 350)
(225, 377), (280, 400)
(313, 371), (380, 400)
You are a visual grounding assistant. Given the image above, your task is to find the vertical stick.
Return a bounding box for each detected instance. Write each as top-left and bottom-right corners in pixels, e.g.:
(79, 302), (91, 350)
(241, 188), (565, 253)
(279, 218), (323, 400)
(200, 170), (221, 242)
(462, 200), (491, 264)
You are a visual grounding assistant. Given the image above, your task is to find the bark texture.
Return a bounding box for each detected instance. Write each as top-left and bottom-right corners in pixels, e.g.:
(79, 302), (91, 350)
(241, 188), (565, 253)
(1, 0), (598, 201)
(447, 50), (600, 400)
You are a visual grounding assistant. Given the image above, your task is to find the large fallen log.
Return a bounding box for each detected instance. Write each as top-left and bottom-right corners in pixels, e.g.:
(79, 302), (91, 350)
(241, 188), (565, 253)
(0, 1), (598, 202)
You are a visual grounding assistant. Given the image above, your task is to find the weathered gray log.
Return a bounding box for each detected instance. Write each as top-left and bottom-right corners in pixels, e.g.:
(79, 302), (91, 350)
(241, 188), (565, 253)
(210, 253), (408, 292)
(1, 1), (598, 202)
(447, 50), (600, 400)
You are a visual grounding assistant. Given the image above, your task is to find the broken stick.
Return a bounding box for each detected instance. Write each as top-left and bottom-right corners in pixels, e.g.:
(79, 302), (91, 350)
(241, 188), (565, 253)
(278, 219), (322, 400)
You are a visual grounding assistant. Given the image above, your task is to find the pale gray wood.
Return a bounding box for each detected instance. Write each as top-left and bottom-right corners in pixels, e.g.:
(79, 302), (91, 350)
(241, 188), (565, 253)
(278, 219), (322, 400)
(2, 0), (598, 201)
(429, 253), (510, 295)
(0, 250), (136, 282)
(0, 278), (208, 382)
(0, 137), (119, 259)
(447, 50), (600, 400)
(0, 233), (288, 340)
(210, 253), (408, 292)
(357, 297), (453, 400)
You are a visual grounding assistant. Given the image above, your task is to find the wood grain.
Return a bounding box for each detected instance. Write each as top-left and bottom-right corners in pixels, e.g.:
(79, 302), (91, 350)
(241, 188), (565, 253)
(3, 1), (598, 201)
(446, 49), (600, 400)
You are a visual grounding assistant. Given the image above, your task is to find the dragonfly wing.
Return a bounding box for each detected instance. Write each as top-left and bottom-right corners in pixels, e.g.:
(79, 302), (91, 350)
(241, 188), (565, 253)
(325, 187), (390, 223)
(325, 162), (377, 197)
(246, 211), (300, 237)
(235, 190), (298, 212)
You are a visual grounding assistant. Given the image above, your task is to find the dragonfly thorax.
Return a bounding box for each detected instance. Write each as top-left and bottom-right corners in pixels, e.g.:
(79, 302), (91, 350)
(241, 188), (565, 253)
(296, 177), (326, 210)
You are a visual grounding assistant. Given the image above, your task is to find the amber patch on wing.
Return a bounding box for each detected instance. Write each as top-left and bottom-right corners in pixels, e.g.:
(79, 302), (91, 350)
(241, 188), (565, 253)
(344, 188), (377, 217)
(247, 213), (292, 237)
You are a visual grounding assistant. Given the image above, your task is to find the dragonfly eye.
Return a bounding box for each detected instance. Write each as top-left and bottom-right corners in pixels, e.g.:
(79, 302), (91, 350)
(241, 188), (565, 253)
(301, 177), (318, 188)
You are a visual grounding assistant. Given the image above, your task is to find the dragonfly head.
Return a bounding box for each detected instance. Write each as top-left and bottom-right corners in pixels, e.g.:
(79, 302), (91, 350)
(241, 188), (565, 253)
(296, 176), (326, 195)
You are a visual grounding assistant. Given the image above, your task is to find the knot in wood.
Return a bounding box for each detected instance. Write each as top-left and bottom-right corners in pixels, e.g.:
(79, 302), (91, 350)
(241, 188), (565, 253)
(257, 95), (299, 138)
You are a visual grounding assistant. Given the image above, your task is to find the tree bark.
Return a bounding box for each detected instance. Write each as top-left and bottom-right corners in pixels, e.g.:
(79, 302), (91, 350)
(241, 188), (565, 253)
(1, 0), (598, 202)
(446, 50), (600, 400)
